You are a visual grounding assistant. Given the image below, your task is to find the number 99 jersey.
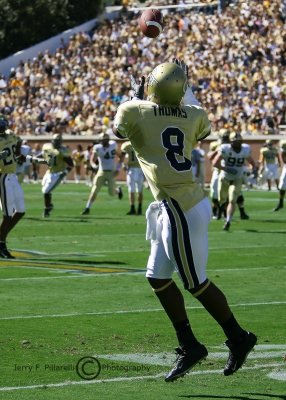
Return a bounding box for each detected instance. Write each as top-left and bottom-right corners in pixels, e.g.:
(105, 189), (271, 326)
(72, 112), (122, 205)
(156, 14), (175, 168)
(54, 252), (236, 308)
(219, 143), (251, 180)
(114, 99), (211, 211)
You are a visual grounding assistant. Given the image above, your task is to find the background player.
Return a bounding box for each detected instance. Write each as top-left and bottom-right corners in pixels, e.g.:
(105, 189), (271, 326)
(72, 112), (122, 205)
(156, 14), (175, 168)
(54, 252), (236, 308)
(0, 115), (46, 257)
(273, 140), (286, 211)
(81, 133), (122, 215)
(41, 133), (73, 217)
(119, 140), (145, 215)
(258, 139), (280, 191)
(71, 144), (84, 184)
(212, 132), (256, 231)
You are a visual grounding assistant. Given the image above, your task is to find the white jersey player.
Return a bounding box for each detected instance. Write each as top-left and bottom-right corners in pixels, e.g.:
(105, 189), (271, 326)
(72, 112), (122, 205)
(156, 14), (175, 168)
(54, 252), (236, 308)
(273, 140), (286, 211)
(81, 133), (122, 215)
(119, 140), (145, 215)
(213, 132), (256, 230)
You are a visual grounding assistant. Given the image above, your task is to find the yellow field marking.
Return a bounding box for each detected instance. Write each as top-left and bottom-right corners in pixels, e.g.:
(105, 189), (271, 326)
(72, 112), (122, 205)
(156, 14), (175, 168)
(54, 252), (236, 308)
(0, 251), (132, 274)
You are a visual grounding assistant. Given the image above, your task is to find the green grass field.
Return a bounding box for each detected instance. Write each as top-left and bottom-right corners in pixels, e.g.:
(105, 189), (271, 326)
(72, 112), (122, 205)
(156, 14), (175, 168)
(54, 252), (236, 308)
(0, 183), (285, 400)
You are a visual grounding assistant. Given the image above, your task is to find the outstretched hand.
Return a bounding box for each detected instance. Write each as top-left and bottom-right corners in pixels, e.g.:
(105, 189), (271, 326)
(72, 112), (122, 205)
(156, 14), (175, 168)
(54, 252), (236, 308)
(130, 75), (145, 100)
(172, 58), (189, 80)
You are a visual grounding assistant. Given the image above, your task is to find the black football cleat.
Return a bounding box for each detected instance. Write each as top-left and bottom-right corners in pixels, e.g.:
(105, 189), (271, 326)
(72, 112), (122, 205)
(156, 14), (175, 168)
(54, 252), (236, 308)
(273, 204), (283, 212)
(223, 221), (231, 231)
(81, 208), (90, 215)
(240, 212), (249, 220)
(165, 344), (208, 382)
(126, 208), (136, 215)
(224, 331), (257, 376)
(43, 208), (50, 218)
(0, 243), (15, 259)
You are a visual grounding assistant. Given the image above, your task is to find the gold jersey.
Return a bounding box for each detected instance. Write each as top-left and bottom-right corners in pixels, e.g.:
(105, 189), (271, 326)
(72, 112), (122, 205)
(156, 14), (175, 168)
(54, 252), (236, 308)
(120, 141), (140, 168)
(260, 147), (278, 164)
(0, 131), (21, 174)
(114, 99), (211, 211)
(42, 143), (71, 173)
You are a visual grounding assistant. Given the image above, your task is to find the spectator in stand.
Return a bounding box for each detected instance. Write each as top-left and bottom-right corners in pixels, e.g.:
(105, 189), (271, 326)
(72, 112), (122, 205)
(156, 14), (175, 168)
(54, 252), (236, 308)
(0, 1), (284, 138)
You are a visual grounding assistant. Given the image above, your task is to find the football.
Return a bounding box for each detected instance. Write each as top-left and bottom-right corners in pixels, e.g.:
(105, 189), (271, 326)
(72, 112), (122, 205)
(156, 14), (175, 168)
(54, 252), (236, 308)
(139, 8), (164, 39)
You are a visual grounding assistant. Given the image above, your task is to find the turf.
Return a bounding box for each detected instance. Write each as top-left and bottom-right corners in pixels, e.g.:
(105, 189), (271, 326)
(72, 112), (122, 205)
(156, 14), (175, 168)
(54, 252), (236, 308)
(0, 183), (285, 400)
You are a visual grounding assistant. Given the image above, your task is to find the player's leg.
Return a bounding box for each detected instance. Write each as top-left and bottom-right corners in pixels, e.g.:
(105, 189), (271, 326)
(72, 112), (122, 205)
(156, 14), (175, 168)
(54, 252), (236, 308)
(168, 196), (257, 376)
(217, 177), (228, 221)
(81, 172), (104, 215)
(42, 171), (59, 217)
(210, 170), (219, 218)
(145, 204), (207, 382)
(223, 180), (242, 231)
(273, 168), (285, 211)
(136, 169), (145, 215)
(0, 174), (25, 258)
(126, 170), (136, 215)
(237, 193), (249, 219)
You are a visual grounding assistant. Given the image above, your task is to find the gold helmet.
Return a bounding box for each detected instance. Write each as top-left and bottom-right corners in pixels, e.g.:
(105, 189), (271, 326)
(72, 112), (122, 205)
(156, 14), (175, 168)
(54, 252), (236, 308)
(265, 139), (274, 147)
(147, 62), (187, 106)
(100, 133), (109, 141)
(52, 133), (63, 148)
(229, 132), (242, 143)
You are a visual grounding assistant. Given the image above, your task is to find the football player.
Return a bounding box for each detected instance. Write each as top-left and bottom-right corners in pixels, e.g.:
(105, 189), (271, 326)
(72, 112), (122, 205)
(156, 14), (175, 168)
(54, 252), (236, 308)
(119, 141), (145, 215)
(113, 59), (256, 382)
(71, 144), (84, 183)
(207, 140), (220, 219)
(0, 115), (47, 257)
(81, 133), (123, 215)
(212, 132), (256, 231)
(41, 133), (73, 217)
(273, 140), (286, 211)
(258, 139), (280, 191)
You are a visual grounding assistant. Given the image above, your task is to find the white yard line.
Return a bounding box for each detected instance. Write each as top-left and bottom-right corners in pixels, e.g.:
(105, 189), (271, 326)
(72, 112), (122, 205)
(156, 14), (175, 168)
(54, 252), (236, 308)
(1, 301), (286, 321)
(0, 362), (283, 392)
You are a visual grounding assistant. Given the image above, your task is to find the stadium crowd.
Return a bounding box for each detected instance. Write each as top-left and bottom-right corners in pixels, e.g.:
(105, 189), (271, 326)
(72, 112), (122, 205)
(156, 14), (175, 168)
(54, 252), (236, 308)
(0, 0), (285, 137)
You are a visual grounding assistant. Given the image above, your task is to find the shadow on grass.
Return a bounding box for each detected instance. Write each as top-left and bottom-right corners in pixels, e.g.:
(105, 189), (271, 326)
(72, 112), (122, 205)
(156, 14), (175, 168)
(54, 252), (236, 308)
(246, 229), (286, 234)
(179, 393), (286, 400)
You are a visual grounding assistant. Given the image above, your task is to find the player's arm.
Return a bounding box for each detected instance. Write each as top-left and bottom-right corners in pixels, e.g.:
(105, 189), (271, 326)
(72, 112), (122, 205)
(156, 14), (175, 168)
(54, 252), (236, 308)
(207, 149), (218, 162)
(90, 149), (99, 170)
(212, 152), (222, 170)
(258, 150), (265, 173)
(247, 155), (258, 177)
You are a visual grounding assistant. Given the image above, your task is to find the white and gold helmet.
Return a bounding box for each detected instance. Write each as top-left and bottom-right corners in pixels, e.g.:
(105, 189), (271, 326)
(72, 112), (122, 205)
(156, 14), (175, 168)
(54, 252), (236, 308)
(147, 62), (187, 106)
(52, 133), (63, 148)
